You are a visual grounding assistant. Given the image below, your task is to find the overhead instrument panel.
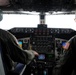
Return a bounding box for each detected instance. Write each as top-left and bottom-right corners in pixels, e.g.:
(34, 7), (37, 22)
(0, 0), (76, 12)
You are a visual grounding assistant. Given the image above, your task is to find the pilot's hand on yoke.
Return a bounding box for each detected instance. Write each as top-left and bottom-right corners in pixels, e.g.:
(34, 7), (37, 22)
(32, 50), (39, 56)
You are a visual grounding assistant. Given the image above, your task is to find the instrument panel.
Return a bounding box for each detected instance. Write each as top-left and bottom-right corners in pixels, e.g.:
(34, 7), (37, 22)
(9, 27), (76, 75)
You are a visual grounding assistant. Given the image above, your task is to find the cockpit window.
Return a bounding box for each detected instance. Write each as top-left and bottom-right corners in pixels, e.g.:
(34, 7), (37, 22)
(0, 14), (76, 30)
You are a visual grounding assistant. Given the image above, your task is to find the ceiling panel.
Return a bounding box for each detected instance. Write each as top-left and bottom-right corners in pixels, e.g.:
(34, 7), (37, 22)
(0, 0), (9, 6)
(0, 0), (76, 13)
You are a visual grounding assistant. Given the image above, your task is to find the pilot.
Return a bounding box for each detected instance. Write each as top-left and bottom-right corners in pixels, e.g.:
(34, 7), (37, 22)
(58, 35), (76, 75)
(0, 28), (38, 74)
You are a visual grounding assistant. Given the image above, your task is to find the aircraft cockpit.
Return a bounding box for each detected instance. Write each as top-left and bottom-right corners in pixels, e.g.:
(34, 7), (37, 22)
(0, 0), (76, 75)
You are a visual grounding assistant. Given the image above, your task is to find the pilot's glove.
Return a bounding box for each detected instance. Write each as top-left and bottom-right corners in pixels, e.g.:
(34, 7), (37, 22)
(24, 50), (39, 64)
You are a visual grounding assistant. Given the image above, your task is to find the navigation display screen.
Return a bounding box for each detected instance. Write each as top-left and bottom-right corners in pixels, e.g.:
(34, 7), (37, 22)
(18, 41), (22, 48)
(38, 54), (45, 60)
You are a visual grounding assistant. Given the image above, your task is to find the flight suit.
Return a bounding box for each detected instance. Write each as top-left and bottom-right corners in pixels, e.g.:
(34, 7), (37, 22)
(0, 28), (35, 74)
(58, 35), (76, 75)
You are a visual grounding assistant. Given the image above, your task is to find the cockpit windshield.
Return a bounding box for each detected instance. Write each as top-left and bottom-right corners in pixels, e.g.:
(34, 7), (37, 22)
(0, 13), (76, 30)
